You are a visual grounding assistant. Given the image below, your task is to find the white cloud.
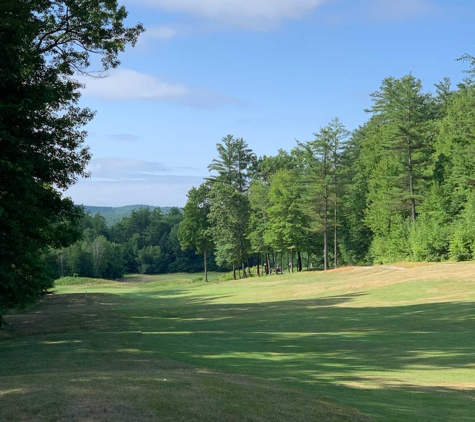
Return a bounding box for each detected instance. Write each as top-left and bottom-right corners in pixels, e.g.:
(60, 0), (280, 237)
(145, 25), (178, 40)
(87, 158), (170, 181)
(79, 68), (187, 101)
(136, 25), (182, 47)
(127, 0), (332, 29)
(79, 68), (243, 107)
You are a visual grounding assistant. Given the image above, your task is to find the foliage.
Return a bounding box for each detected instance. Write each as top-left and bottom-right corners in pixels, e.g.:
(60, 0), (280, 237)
(54, 276), (113, 286)
(178, 184), (214, 281)
(0, 0), (143, 321)
(209, 184), (251, 272)
(54, 208), (224, 280)
(84, 205), (173, 226)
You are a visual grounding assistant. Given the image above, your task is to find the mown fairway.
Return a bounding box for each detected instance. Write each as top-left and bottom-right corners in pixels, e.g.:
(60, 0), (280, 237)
(2, 264), (475, 421)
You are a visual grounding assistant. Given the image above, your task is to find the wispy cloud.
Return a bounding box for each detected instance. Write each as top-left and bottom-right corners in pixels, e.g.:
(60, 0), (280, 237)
(145, 25), (179, 40)
(67, 181), (196, 207)
(87, 158), (170, 181)
(128, 0), (438, 30)
(68, 157), (204, 206)
(79, 69), (187, 101)
(127, 0), (333, 29)
(136, 25), (183, 48)
(79, 68), (242, 108)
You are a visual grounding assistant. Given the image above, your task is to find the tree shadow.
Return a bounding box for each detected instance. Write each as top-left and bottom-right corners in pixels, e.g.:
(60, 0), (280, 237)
(2, 291), (475, 421)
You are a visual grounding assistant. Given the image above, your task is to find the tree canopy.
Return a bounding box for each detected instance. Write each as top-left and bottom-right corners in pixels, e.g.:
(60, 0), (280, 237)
(0, 0), (143, 324)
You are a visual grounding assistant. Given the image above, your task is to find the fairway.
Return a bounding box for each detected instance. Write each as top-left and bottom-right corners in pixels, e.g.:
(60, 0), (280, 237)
(2, 264), (475, 421)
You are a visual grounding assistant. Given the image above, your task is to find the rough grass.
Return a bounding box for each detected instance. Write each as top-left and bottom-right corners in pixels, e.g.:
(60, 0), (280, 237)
(55, 276), (115, 286)
(3, 263), (475, 421)
(0, 294), (366, 422)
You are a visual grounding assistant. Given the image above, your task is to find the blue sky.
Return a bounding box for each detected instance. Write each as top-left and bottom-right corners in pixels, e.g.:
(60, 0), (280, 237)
(67, 0), (475, 207)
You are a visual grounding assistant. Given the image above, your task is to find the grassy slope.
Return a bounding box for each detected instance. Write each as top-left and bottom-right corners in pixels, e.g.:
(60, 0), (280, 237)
(2, 264), (475, 421)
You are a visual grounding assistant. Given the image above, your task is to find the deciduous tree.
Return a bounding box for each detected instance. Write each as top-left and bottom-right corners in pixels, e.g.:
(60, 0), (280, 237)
(0, 0), (143, 325)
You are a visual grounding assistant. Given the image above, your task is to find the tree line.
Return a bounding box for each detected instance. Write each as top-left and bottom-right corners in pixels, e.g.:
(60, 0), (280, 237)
(179, 72), (475, 280)
(52, 207), (224, 280)
(3, 0), (475, 324)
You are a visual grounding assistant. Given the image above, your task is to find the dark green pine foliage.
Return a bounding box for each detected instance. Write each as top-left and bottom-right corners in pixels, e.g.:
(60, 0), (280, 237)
(298, 118), (348, 270)
(363, 75), (435, 262)
(207, 135), (254, 193)
(338, 125), (374, 265)
(207, 135), (254, 278)
(367, 75), (434, 224)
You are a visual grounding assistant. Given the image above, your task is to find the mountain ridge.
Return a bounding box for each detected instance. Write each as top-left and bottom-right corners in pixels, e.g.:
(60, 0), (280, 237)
(84, 204), (177, 226)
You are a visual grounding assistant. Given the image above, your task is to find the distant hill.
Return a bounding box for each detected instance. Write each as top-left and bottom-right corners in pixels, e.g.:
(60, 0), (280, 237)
(83, 205), (176, 226)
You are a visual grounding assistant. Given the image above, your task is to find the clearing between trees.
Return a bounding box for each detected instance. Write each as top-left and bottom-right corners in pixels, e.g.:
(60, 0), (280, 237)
(2, 263), (475, 421)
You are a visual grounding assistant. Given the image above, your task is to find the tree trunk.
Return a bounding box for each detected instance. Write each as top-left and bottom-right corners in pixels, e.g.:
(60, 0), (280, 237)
(297, 251), (302, 272)
(334, 204), (338, 269)
(324, 185), (329, 270)
(408, 140), (416, 223)
(204, 248), (208, 282)
(257, 255), (261, 277)
(334, 158), (338, 269)
(59, 248), (65, 278)
(290, 249), (294, 273)
(266, 253), (271, 275)
(233, 265), (236, 280)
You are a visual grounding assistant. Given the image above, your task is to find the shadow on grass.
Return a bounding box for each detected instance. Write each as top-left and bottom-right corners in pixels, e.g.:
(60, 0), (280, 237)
(2, 291), (475, 421)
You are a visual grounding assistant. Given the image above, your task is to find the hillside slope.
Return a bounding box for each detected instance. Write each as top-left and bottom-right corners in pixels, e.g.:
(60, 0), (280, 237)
(84, 204), (175, 225)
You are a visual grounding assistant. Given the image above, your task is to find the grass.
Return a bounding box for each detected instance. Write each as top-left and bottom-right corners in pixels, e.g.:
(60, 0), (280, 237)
(2, 264), (475, 421)
(55, 276), (115, 286)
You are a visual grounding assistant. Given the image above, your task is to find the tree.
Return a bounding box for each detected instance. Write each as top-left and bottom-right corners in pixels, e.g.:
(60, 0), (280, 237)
(0, 0), (143, 325)
(209, 184), (251, 279)
(178, 184), (214, 281)
(298, 119), (348, 270)
(265, 170), (309, 272)
(91, 235), (109, 277)
(248, 180), (272, 275)
(207, 135), (254, 192)
(367, 75), (434, 223)
(207, 135), (254, 278)
(338, 125), (373, 265)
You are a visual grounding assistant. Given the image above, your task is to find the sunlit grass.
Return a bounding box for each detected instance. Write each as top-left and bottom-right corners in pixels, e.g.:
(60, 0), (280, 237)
(3, 263), (475, 421)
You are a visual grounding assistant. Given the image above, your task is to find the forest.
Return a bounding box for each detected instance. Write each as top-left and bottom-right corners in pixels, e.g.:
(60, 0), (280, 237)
(54, 69), (475, 282)
(53, 207), (222, 280)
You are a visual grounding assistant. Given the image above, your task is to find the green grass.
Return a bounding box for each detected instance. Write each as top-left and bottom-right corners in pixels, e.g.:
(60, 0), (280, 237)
(54, 276), (116, 286)
(2, 264), (475, 421)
